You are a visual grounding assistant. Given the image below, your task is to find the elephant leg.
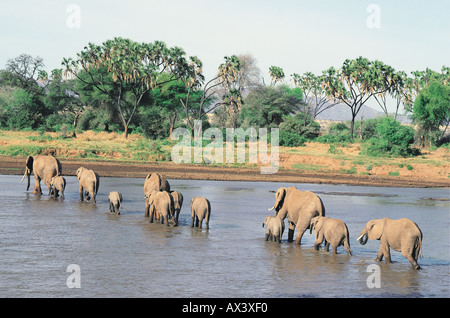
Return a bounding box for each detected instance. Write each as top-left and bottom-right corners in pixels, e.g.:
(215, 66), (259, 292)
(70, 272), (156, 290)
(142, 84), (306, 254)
(294, 221), (309, 245)
(33, 175), (42, 194)
(314, 232), (323, 250)
(332, 244), (338, 254)
(110, 202), (114, 213)
(165, 214), (170, 226)
(79, 186), (84, 201)
(344, 238), (352, 255)
(195, 215), (199, 227)
(115, 203), (120, 215)
(402, 249), (421, 269)
(265, 233), (270, 241)
(324, 240), (330, 251)
(287, 222), (295, 242)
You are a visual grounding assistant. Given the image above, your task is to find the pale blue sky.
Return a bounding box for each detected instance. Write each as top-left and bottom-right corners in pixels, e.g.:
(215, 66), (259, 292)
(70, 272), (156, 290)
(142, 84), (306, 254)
(0, 0), (449, 112)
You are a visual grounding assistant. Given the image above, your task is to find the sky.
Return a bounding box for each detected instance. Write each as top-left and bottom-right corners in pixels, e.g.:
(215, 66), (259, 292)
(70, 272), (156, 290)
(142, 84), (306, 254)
(0, 0), (449, 112)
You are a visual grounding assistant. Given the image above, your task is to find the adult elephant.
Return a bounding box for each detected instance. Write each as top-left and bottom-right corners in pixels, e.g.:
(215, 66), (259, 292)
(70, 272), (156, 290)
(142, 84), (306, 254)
(357, 218), (423, 269)
(146, 190), (174, 226)
(21, 155), (62, 195)
(143, 173), (170, 198)
(76, 167), (100, 203)
(268, 186), (325, 245)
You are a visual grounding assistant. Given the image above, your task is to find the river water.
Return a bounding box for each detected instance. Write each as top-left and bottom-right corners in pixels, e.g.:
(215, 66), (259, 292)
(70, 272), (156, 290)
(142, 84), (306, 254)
(0, 174), (448, 298)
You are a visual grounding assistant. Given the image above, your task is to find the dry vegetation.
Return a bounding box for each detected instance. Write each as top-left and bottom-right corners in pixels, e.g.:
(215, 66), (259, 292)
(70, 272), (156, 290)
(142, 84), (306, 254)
(0, 129), (449, 187)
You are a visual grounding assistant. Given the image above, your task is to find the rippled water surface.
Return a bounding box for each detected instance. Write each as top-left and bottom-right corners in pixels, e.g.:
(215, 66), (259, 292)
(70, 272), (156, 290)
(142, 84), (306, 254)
(0, 174), (448, 297)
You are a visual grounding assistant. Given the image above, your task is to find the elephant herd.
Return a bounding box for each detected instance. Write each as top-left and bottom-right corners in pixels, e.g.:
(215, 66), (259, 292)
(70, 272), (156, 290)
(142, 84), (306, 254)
(265, 186), (423, 270)
(21, 155), (423, 270)
(20, 155), (211, 229)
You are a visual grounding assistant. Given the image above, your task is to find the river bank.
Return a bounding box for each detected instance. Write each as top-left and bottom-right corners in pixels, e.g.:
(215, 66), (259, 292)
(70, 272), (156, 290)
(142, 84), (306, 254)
(1, 155), (448, 188)
(1, 130), (448, 188)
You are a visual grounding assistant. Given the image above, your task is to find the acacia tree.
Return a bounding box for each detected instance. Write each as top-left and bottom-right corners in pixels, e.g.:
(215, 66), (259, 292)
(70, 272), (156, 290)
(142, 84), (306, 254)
(321, 57), (397, 138)
(62, 37), (197, 138)
(291, 71), (337, 119)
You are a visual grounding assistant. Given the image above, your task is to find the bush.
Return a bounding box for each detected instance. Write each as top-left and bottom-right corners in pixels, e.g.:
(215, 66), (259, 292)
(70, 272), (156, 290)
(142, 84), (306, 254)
(361, 117), (415, 157)
(279, 131), (307, 147)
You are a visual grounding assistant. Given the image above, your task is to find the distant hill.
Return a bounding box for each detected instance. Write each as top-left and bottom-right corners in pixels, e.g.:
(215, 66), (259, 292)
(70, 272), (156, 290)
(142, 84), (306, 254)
(315, 103), (411, 123)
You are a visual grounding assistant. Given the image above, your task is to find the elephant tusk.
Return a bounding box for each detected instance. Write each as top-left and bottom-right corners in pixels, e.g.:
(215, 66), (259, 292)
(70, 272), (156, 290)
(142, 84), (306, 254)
(268, 206), (275, 211)
(20, 170), (28, 183)
(357, 234), (365, 241)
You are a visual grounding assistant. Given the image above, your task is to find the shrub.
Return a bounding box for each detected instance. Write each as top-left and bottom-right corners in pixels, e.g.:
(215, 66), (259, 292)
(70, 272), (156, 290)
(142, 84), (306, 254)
(361, 117), (415, 157)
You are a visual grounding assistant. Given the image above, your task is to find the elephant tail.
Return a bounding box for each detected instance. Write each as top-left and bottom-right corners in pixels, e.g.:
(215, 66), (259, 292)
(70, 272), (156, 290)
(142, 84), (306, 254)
(416, 235), (423, 259)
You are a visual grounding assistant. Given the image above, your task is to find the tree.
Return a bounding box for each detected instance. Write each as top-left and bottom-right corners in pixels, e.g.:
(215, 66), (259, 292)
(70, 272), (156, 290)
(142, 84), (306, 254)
(413, 81), (450, 146)
(63, 37), (197, 138)
(180, 55), (241, 131)
(42, 68), (84, 130)
(268, 66), (285, 86)
(239, 85), (302, 128)
(372, 70), (405, 120)
(403, 66), (449, 113)
(321, 57), (397, 138)
(291, 72), (337, 119)
(4, 54), (45, 95)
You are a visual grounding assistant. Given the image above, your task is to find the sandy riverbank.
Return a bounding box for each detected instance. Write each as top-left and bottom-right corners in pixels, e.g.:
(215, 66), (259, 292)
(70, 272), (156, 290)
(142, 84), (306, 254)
(1, 155), (448, 188)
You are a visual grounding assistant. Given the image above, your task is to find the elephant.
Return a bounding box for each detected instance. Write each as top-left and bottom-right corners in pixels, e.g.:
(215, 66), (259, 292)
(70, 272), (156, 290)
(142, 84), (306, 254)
(357, 218), (423, 269)
(108, 191), (123, 215)
(170, 190), (183, 226)
(190, 197), (211, 229)
(310, 216), (352, 255)
(146, 190), (174, 226)
(268, 186), (325, 245)
(143, 173), (170, 198)
(21, 155), (62, 195)
(262, 216), (285, 243)
(76, 167), (100, 203)
(50, 175), (66, 199)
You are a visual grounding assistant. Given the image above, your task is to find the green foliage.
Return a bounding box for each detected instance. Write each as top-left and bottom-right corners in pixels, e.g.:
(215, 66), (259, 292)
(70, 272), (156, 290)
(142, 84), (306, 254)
(239, 85), (303, 128)
(361, 117), (416, 157)
(278, 112), (319, 147)
(413, 81), (450, 146)
(0, 86), (48, 130)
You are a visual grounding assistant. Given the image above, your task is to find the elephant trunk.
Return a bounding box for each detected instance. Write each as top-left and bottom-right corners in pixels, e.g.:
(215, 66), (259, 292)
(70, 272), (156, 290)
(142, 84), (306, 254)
(357, 232), (368, 245)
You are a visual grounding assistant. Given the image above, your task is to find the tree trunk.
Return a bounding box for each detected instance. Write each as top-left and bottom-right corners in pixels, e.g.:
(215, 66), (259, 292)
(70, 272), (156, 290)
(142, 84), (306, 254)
(124, 124), (129, 139)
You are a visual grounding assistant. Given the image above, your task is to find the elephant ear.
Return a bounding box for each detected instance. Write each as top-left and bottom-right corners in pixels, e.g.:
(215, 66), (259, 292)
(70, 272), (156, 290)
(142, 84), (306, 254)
(26, 156), (34, 172)
(274, 188), (286, 212)
(368, 219), (384, 240)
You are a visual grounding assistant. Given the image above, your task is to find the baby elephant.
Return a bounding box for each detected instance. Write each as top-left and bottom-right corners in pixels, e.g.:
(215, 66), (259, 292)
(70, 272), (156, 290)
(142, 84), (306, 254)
(50, 176), (66, 199)
(262, 216), (285, 243)
(357, 217), (423, 269)
(108, 191), (123, 215)
(170, 190), (183, 226)
(76, 167), (100, 203)
(190, 197), (211, 229)
(310, 216), (352, 255)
